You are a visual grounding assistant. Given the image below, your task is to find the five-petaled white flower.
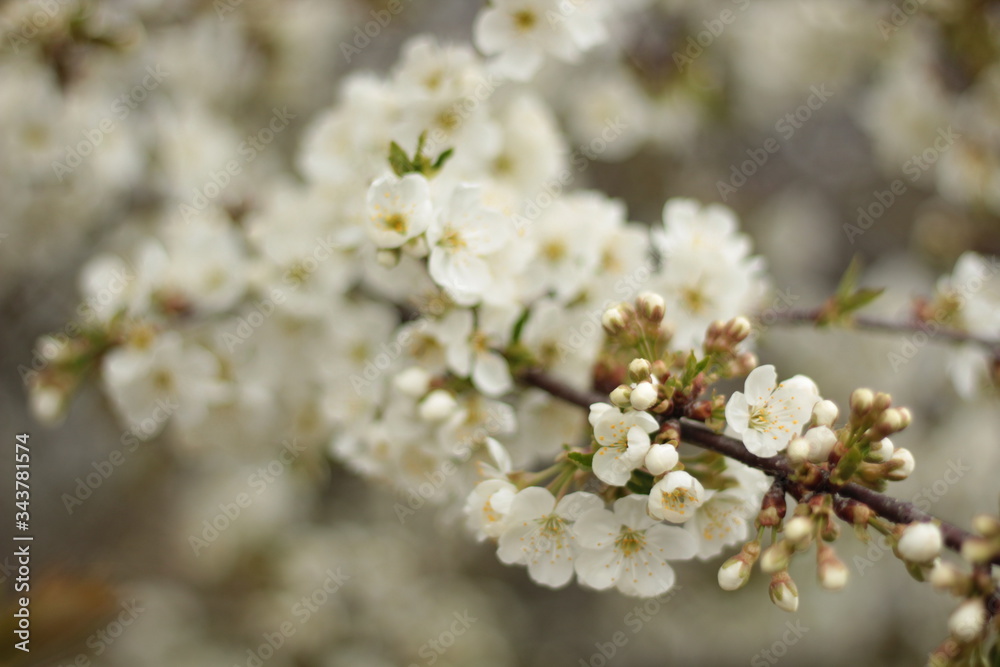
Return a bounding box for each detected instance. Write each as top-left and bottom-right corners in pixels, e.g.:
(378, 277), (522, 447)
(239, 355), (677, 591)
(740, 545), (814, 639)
(589, 403), (659, 486)
(647, 470), (705, 523)
(365, 173), (434, 248)
(497, 487), (603, 588)
(427, 184), (511, 301)
(725, 364), (821, 457)
(574, 495), (697, 597)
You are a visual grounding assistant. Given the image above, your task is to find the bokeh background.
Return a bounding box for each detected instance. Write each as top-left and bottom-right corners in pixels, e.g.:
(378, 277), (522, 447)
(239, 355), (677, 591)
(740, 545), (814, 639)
(1, 0), (999, 665)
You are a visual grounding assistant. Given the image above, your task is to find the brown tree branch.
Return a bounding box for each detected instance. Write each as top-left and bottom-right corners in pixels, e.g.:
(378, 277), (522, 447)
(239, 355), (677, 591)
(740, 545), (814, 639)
(762, 308), (1000, 356)
(517, 368), (996, 566)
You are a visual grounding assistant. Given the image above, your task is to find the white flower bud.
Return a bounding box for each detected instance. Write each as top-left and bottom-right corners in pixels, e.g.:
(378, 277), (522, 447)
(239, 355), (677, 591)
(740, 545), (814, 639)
(804, 426), (837, 462)
(784, 516), (813, 546)
(419, 389), (457, 422)
(929, 561), (964, 592)
(850, 388), (874, 415)
(948, 599), (986, 642)
(768, 572), (799, 613)
(30, 386), (65, 425)
(760, 542), (791, 573)
(786, 437), (810, 464)
(644, 444), (679, 476)
(636, 291), (665, 323)
(886, 447), (915, 480)
(867, 437), (893, 462)
(394, 367), (431, 397)
(630, 381), (658, 411)
(818, 556), (848, 591)
(718, 557), (751, 591)
(811, 399), (839, 427)
(628, 358), (652, 382)
(610, 384), (632, 408)
(601, 306), (628, 335)
(898, 523), (942, 562)
(725, 316), (752, 342)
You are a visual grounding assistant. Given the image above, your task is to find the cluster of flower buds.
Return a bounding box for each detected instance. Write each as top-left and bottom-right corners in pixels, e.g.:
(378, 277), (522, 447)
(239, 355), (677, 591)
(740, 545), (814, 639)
(827, 388), (915, 485)
(601, 292), (672, 356)
(609, 357), (676, 415)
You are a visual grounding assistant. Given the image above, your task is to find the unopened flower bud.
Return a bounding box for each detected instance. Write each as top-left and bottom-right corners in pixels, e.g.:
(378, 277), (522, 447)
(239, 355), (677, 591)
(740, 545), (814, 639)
(636, 291), (666, 323)
(872, 408), (906, 439)
(804, 426), (837, 462)
(898, 522), (943, 563)
(784, 516), (813, 547)
(768, 571), (799, 613)
(948, 599), (986, 642)
(602, 306), (629, 335)
(896, 407), (912, 429)
(394, 367), (431, 397)
(419, 389), (457, 422)
(786, 437), (810, 465)
(644, 443), (679, 476)
(725, 316), (752, 342)
(867, 437), (893, 462)
(718, 556), (751, 591)
(961, 537), (997, 564)
(760, 542), (792, 573)
(29, 385), (65, 425)
(886, 448), (915, 481)
(873, 392), (893, 413)
(811, 399), (839, 427)
(850, 388), (874, 416)
(630, 381), (658, 411)
(628, 358), (652, 382)
(929, 561), (967, 593)
(817, 544), (848, 591)
(610, 384), (632, 408)
(972, 514), (1000, 538)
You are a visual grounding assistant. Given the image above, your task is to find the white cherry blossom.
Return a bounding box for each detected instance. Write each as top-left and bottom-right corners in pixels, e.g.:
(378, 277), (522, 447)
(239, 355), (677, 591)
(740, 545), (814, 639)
(725, 365), (821, 457)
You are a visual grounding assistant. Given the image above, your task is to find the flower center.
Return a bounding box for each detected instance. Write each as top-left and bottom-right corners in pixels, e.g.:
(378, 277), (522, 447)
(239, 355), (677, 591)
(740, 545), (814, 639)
(440, 227), (467, 251)
(615, 527), (646, 556)
(537, 513), (567, 537)
(680, 284), (710, 314)
(542, 240), (567, 262)
(661, 485), (698, 517)
(383, 213), (408, 234)
(513, 10), (537, 31)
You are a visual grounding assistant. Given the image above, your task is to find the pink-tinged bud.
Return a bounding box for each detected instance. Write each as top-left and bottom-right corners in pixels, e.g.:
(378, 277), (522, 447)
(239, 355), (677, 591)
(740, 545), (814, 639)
(898, 523), (943, 563)
(929, 561), (968, 594)
(768, 571), (799, 613)
(636, 291), (666, 323)
(872, 392), (893, 413)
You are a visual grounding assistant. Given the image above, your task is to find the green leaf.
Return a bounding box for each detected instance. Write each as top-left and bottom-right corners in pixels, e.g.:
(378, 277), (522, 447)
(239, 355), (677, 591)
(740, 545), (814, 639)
(567, 451), (594, 470)
(681, 352), (710, 386)
(388, 141), (412, 177)
(431, 148), (454, 171)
